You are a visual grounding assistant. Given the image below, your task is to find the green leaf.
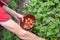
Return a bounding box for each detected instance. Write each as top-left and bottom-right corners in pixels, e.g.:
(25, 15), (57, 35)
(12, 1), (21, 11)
(54, 0), (59, 3)
(57, 34), (60, 37)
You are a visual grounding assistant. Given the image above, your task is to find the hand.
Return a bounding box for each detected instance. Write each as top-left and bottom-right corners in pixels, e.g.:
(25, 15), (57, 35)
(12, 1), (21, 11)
(15, 13), (24, 22)
(2, 5), (24, 21)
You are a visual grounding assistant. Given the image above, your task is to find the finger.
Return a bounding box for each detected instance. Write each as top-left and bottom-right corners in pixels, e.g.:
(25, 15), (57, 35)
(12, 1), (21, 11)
(14, 16), (20, 21)
(22, 18), (24, 22)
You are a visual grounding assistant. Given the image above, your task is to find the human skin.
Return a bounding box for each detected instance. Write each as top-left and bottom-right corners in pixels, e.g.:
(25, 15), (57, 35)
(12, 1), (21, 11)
(0, 19), (45, 40)
(0, 0), (45, 40)
(3, 0), (12, 4)
(2, 5), (45, 40)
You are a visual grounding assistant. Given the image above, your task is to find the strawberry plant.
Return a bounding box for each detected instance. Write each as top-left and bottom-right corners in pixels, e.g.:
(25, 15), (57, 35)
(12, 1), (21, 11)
(2, 0), (60, 40)
(23, 0), (60, 40)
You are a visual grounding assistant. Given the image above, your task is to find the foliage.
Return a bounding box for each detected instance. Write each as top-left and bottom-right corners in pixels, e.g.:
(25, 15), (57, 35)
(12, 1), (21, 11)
(2, 29), (20, 40)
(2, 0), (20, 40)
(23, 0), (60, 40)
(2, 0), (60, 40)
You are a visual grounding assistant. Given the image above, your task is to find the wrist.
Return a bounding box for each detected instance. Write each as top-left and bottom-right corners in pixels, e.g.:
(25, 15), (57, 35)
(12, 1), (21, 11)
(16, 13), (23, 18)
